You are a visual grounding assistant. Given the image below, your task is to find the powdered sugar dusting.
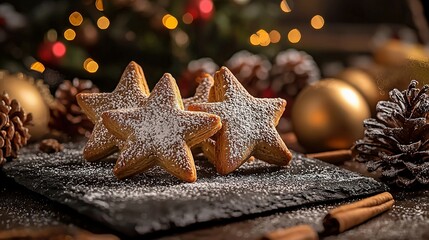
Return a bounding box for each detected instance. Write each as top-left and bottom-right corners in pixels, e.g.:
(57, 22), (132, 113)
(104, 74), (219, 176)
(78, 62), (149, 159)
(189, 67), (288, 166)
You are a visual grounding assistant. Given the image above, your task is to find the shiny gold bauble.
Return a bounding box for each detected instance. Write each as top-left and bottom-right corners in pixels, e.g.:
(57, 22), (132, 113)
(0, 71), (51, 140)
(374, 39), (428, 67)
(292, 79), (370, 152)
(337, 68), (382, 115)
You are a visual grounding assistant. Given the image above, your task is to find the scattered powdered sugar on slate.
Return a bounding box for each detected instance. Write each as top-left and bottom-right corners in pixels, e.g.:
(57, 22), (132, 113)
(3, 140), (387, 237)
(182, 75), (214, 110)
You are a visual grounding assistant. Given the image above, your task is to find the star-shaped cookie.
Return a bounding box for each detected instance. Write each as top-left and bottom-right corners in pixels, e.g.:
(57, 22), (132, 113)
(182, 74), (214, 110)
(76, 61), (150, 161)
(188, 67), (292, 175)
(101, 73), (222, 182)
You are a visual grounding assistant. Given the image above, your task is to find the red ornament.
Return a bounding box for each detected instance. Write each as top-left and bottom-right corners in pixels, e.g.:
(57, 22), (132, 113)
(186, 0), (214, 21)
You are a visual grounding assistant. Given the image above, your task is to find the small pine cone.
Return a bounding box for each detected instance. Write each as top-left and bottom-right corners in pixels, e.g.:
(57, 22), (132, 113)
(226, 50), (272, 98)
(0, 92), (32, 166)
(353, 80), (429, 188)
(39, 139), (63, 153)
(270, 49), (320, 100)
(49, 78), (99, 137)
(179, 58), (218, 98)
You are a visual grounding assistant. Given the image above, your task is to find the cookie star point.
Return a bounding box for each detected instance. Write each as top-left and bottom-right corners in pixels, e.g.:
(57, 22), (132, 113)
(189, 66), (292, 174)
(102, 74), (222, 182)
(76, 61), (150, 161)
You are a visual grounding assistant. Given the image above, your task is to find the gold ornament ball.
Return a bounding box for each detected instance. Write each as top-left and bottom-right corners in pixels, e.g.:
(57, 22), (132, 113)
(337, 68), (382, 115)
(0, 71), (51, 140)
(374, 39), (428, 67)
(292, 79), (370, 152)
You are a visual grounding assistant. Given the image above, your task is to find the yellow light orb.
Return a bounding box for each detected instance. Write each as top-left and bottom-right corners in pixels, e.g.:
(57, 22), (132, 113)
(288, 28), (301, 43)
(249, 34), (260, 45)
(69, 12), (83, 26)
(311, 15), (325, 30)
(46, 29), (57, 42)
(64, 28), (76, 41)
(163, 14), (178, 30)
(97, 16), (110, 30)
(269, 30), (281, 43)
(83, 58), (99, 73)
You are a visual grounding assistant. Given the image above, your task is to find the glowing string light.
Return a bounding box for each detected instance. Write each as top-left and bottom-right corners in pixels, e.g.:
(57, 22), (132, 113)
(269, 30), (281, 43)
(280, 0), (291, 13)
(69, 12), (83, 26)
(97, 16), (110, 30)
(288, 28), (301, 43)
(64, 29), (76, 41)
(311, 15), (325, 29)
(30, 61), (45, 73)
(83, 58), (99, 73)
(162, 14), (178, 30)
(95, 0), (104, 11)
(52, 42), (66, 58)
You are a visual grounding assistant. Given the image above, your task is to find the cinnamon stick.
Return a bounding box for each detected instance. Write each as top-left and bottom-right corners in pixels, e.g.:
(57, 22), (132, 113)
(306, 150), (352, 165)
(323, 192), (394, 234)
(261, 224), (318, 240)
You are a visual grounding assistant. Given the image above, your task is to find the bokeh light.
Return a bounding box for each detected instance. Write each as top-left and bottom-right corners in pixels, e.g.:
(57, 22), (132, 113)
(52, 42), (66, 57)
(182, 13), (194, 24)
(269, 30), (281, 43)
(288, 28), (301, 43)
(162, 14), (178, 30)
(69, 12), (83, 26)
(311, 15), (325, 29)
(280, 0), (291, 13)
(30, 61), (45, 73)
(64, 29), (76, 41)
(84, 58), (99, 73)
(97, 16), (110, 30)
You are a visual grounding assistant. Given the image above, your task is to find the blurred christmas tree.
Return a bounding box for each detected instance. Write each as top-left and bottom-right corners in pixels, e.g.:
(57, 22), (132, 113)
(0, 0), (299, 90)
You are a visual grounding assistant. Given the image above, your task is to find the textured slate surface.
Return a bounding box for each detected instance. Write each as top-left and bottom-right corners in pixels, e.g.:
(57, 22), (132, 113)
(2, 141), (388, 237)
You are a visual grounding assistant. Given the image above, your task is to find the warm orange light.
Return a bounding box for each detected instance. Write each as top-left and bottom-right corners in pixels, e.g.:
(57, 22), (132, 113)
(288, 28), (301, 43)
(280, 0), (291, 13)
(162, 14), (178, 30)
(182, 13), (194, 24)
(97, 16), (110, 30)
(269, 30), (281, 43)
(69, 12), (83, 26)
(64, 28), (76, 41)
(95, 0), (104, 11)
(84, 58), (99, 73)
(250, 34), (260, 45)
(30, 61), (45, 73)
(257, 29), (270, 46)
(311, 15), (325, 29)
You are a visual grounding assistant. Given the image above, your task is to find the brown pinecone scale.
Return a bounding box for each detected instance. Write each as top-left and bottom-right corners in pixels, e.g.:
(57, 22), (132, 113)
(0, 92), (32, 166)
(49, 78), (99, 137)
(353, 80), (429, 188)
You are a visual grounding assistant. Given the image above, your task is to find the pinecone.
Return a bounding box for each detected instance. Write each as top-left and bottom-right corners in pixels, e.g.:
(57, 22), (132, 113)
(0, 92), (32, 166)
(49, 78), (99, 137)
(226, 50), (272, 98)
(353, 80), (429, 188)
(270, 49), (320, 100)
(179, 58), (218, 98)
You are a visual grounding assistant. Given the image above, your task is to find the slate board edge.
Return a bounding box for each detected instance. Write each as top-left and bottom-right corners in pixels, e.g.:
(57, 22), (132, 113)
(5, 166), (389, 237)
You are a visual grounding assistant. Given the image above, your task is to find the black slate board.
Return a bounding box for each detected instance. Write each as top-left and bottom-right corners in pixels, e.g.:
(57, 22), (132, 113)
(3, 141), (388, 237)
